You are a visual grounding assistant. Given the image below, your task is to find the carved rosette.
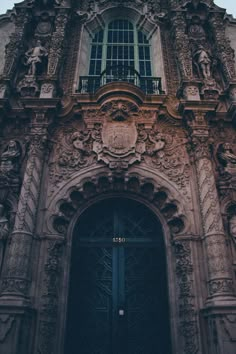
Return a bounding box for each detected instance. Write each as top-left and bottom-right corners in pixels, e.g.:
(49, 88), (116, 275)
(47, 11), (69, 77)
(173, 240), (199, 354)
(1, 113), (49, 297)
(191, 132), (234, 298)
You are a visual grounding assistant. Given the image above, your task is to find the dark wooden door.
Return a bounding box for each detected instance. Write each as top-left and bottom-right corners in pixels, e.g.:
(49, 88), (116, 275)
(65, 199), (171, 354)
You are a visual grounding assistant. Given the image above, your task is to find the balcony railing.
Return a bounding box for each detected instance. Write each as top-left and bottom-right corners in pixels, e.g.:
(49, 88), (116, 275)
(78, 65), (164, 95)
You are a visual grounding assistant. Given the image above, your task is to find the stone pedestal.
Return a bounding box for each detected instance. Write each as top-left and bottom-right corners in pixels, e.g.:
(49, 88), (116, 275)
(0, 306), (35, 354)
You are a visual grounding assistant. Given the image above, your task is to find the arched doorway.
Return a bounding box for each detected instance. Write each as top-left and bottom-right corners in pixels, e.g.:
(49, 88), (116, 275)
(65, 198), (172, 354)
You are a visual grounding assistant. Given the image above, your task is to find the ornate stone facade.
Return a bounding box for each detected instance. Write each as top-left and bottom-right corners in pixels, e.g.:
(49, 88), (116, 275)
(0, 1), (236, 353)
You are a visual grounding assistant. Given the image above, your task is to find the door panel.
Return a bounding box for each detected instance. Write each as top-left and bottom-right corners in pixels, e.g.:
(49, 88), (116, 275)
(65, 199), (171, 354)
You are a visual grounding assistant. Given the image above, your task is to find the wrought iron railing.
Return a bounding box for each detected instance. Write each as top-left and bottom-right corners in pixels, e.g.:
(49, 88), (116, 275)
(78, 65), (164, 95)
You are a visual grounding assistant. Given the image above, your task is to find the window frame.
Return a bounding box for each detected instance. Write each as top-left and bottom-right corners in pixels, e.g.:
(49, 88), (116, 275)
(88, 18), (153, 78)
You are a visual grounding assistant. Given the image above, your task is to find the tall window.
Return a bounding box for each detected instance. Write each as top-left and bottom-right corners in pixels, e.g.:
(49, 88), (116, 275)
(89, 19), (152, 78)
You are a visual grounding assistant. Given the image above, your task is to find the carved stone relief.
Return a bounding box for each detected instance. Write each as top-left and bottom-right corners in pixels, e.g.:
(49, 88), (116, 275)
(173, 240), (198, 354)
(37, 239), (64, 354)
(0, 140), (22, 187)
(49, 101), (191, 199)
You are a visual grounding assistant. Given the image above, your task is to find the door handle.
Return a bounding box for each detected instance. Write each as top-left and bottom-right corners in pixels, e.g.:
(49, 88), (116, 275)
(118, 309), (125, 316)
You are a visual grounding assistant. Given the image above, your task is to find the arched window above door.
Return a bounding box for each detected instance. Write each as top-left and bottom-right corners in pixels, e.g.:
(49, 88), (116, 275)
(78, 19), (164, 95)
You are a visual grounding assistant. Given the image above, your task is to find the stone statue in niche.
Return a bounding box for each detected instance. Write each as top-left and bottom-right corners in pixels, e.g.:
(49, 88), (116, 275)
(194, 45), (212, 80)
(217, 143), (236, 174)
(25, 40), (48, 76)
(0, 204), (9, 273)
(229, 215), (236, 244)
(0, 140), (21, 183)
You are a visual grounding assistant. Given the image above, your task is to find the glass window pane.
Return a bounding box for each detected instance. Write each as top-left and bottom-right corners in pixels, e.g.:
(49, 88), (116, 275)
(97, 46), (102, 58)
(139, 47), (144, 60)
(91, 46), (96, 59)
(130, 46), (134, 59)
(107, 46), (111, 59)
(146, 62), (151, 76)
(118, 46), (123, 59)
(145, 47), (150, 60)
(108, 31), (112, 43)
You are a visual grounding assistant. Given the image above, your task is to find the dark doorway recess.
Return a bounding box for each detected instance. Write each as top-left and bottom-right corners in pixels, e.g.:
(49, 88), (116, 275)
(65, 198), (172, 354)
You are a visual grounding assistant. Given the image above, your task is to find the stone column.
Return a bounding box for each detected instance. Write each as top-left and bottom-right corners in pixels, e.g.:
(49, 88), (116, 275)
(0, 111), (48, 301)
(189, 111), (235, 303)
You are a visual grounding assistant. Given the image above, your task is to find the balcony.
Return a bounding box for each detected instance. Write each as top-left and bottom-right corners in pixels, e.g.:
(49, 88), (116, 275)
(78, 65), (164, 95)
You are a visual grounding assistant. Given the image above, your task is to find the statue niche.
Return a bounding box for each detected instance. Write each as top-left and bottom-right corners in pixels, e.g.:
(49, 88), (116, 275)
(0, 140), (22, 186)
(24, 40), (48, 76)
(217, 143), (236, 175)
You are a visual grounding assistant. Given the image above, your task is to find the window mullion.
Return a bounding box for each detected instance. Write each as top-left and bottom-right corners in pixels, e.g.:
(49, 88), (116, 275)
(101, 26), (108, 73)
(133, 27), (139, 75)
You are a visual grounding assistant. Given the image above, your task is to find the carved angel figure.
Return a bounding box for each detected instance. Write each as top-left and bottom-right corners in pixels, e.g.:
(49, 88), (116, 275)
(0, 204), (9, 273)
(25, 40), (48, 76)
(148, 132), (166, 157)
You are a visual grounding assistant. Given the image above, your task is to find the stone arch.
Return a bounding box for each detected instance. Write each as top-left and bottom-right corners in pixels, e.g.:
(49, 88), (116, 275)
(46, 166), (191, 238)
(40, 166), (195, 354)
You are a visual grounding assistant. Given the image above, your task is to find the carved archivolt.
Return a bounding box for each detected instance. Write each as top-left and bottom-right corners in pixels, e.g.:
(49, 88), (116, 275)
(46, 168), (190, 238)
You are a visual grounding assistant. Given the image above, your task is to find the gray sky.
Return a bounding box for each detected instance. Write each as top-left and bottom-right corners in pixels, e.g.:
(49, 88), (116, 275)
(0, 0), (235, 16)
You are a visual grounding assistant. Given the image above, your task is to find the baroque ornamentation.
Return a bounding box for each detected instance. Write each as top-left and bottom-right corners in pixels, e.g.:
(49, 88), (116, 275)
(209, 13), (236, 83)
(52, 175), (185, 236)
(143, 125), (191, 199)
(2, 10), (30, 78)
(217, 143), (236, 175)
(173, 241), (198, 354)
(77, 0), (163, 22)
(1, 115), (49, 297)
(171, 12), (193, 79)
(38, 240), (64, 354)
(0, 140), (22, 187)
(189, 126), (234, 296)
(47, 11), (69, 76)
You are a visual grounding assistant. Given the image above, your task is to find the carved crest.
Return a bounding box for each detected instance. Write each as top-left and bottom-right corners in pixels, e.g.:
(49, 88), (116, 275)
(102, 121), (137, 156)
